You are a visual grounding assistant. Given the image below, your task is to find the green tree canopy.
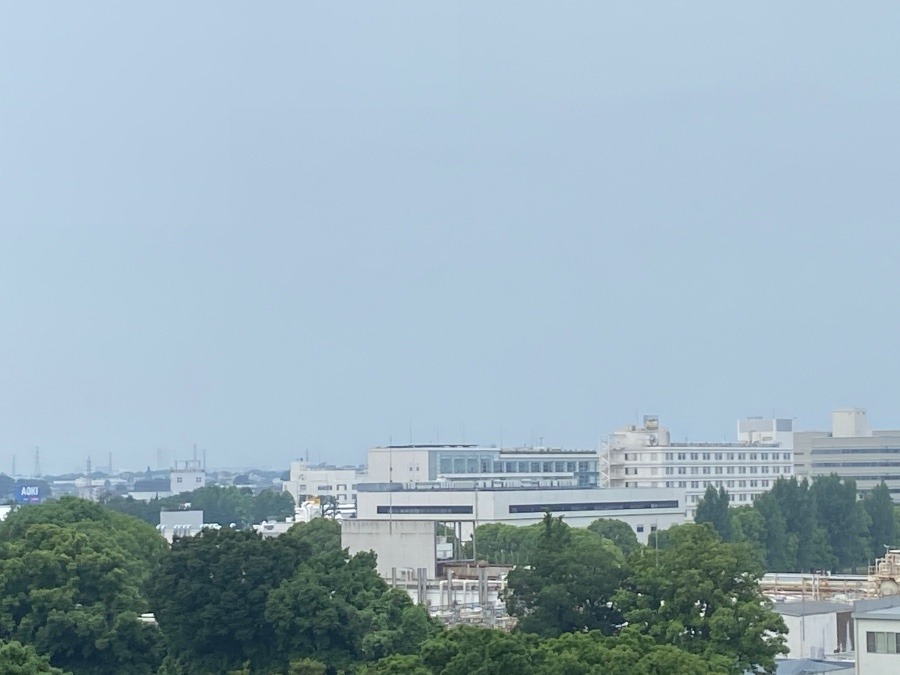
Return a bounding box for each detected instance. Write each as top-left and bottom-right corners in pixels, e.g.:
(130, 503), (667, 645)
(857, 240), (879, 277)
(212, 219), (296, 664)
(506, 514), (625, 637)
(614, 523), (787, 675)
(812, 474), (870, 571)
(695, 486), (732, 541)
(864, 481), (896, 560)
(0, 639), (68, 674)
(586, 518), (641, 558)
(150, 528), (306, 673)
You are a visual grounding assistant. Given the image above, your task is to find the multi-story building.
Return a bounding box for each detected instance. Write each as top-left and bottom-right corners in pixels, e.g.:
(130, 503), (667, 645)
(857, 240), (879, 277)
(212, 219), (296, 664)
(794, 408), (900, 499)
(604, 415), (794, 518)
(281, 461), (362, 505)
(365, 443), (600, 489)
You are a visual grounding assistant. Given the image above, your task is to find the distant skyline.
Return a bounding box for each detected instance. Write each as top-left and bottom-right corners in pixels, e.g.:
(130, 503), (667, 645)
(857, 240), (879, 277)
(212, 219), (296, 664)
(3, 3), (900, 474)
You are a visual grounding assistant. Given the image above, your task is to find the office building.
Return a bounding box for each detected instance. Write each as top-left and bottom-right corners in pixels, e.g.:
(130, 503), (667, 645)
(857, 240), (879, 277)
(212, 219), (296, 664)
(281, 461), (362, 505)
(603, 415), (794, 518)
(794, 409), (900, 498)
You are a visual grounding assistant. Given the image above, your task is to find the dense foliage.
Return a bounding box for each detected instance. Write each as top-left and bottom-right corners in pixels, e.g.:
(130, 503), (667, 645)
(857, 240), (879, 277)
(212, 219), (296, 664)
(695, 475), (895, 572)
(0, 493), (794, 674)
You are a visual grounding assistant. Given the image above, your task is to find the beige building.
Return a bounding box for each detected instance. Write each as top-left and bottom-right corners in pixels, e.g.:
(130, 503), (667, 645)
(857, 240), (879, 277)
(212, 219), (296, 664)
(794, 409), (900, 499)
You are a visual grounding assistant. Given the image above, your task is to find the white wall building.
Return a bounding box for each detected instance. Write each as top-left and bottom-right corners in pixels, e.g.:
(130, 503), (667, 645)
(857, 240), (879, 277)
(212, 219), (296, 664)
(854, 604), (900, 674)
(281, 461), (362, 505)
(603, 415), (794, 519)
(170, 460), (205, 495)
(775, 601), (854, 658)
(366, 444), (600, 489)
(794, 409), (900, 499)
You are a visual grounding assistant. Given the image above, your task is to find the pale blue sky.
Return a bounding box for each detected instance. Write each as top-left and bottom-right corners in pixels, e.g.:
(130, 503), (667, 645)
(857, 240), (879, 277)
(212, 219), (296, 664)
(2, 3), (899, 473)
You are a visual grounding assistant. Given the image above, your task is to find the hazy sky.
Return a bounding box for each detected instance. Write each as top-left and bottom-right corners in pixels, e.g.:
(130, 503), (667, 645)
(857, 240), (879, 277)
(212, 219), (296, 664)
(2, 3), (900, 473)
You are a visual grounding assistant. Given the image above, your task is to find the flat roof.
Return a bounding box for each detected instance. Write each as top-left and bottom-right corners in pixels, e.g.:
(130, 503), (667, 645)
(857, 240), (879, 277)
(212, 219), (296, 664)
(775, 601), (851, 617)
(854, 604), (900, 620)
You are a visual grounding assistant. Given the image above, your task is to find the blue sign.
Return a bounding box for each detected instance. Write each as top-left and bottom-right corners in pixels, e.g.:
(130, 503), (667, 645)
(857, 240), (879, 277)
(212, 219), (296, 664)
(15, 483), (46, 504)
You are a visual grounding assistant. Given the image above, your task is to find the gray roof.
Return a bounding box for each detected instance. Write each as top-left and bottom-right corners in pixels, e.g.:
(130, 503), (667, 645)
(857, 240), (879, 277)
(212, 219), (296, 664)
(770, 659), (854, 675)
(774, 601), (852, 617)
(853, 604), (900, 620)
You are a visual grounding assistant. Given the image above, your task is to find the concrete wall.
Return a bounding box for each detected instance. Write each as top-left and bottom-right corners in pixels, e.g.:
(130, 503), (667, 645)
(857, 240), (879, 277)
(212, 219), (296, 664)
(855, 615), (900, 675)
(342, 519), (437, 579)
(783, 613), (839, 658)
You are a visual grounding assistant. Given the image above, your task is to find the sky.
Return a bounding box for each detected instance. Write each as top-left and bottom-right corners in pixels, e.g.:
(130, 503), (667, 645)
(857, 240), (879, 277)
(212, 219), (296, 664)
(2, 3), (900, 474)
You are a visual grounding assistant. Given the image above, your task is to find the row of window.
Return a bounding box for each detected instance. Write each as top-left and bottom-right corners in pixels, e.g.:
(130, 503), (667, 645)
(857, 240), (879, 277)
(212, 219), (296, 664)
(439, 458), (597, 475)
(663, 452), (791, 462)
(660, 465), (789, 476)
(665, 479), (771, 490)
(296, 484), (357, 492)
(376, 500), (681, 516)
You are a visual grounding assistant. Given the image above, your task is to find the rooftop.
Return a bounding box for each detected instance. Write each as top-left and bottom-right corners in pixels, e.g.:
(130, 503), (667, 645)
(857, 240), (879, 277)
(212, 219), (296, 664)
(774, 600), (851, 617)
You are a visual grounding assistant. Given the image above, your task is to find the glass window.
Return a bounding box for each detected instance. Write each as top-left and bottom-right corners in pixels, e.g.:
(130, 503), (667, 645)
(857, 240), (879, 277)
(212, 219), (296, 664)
(566, 462), (576, 472)
(531, 462), (541, 473)
(702, 452), (711, 460)
(665, 453), (674, 461)
(761, 453), (769, 460)
(466, 458), (478, 473)
(555, 461), (565, 472)
(543, 462), (552, 473)
(453, 457), (466, 473)
(690, 452), (699, 460)
(714, 453), (723, 460)
(440, 456), (453, 473)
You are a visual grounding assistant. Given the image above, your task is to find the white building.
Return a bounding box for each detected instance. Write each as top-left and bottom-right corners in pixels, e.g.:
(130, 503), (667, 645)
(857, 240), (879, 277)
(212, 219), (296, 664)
(854, 604), (900, 674)
(366, 444), (600, 489)
(794, 409), (900, 499)
(604, 415), (794, 518)
(775, 601), (855, 658)
(170, 459), (206, 494)
(281, 461), (362, 505)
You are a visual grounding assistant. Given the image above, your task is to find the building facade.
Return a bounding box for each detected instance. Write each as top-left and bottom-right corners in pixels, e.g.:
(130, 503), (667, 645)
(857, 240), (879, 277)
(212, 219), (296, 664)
(603, 416), (794, 519)
(366, 444), (601, 489)
(170, 459), (205, 495)
(281, 461), (362, 505)
(794, 409), (900, 499)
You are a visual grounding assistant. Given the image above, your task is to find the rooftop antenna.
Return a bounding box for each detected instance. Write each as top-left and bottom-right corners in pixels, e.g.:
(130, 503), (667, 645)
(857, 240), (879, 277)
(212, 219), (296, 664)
(34, 447), (40, 477)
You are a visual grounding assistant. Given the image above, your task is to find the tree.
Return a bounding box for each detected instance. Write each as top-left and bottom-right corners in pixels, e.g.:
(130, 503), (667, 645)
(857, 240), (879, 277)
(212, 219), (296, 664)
(283, 517), (342, 557)
(728, 506), (766, 568)
(506, 514), (625, 637)
(753, 492), (796, 571)
(265, 548), (437, 669)
(864, 481), (896, 560)
(161, 485), (254, 528)
(250, 489), (295, 524)
(532, 628), (724, 675)
(586, 519), (641, 558)
(360, 654), (430, 675)
(695, 486), (732, 541)
(150, 528), (305, 672)
(468, 522), (542, 565)
(614, 523), (787, 675)
(419, 626), (536, 675)
(0, 640), (68, 674)
(811, 475), (870, 571)
(0, 524), (163, 674)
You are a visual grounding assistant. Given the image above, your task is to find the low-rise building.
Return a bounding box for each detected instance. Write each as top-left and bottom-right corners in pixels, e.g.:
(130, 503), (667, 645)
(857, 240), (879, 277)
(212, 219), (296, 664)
(170, 460), (205, 494)
(281, 461), (362, 505)
(854, 603), (900, 674)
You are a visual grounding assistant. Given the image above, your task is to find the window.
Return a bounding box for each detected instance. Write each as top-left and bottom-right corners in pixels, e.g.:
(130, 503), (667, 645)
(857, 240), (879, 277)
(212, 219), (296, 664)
(749, 467), (758, 474)
(665, 452), (674, 461)
(690, 467), (699, 475)
(195, 476), (202, 483)
(761, 453), (769, 460)
(317, 485), (333, 491)
(702, 452), (711, 460)
(650, 525), (657, 532)
(715, 480), (723, 487)
(738, 480), (747, 487)
(749, 453), (758, 460)
(773, 466), (781, 474)
(784, 467), (792, 474)
(665, 481), (673, 487)
(727, 453), (735, 460)
(739, 494), (747, 502)
(726, 467), (735, 474)
(337, 484), (347, 491)
(636, 525), (644, 533)
(750, 480), (758, 487)
(678, 467), (686, 475)
(726, 480), (735, 488)
(690, 452), (699, 460)
(771, 453), (780, 460)
(866, 631), (900, 654)
(702, 467), (711, 474)
(737, 453), (746, 460)
(714, 466), (723, 474)
(677, 453), (687, 461)
(783, 453), (792, 461)
(677, 481), (687, 488)
(625, 467), (638, 475)
(761, 480), (770, 487)
(715, 453), (723, 460)
(176, 477), (182, 484)
(665, 467), (674, 475)
(690, 481), (699, 488)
